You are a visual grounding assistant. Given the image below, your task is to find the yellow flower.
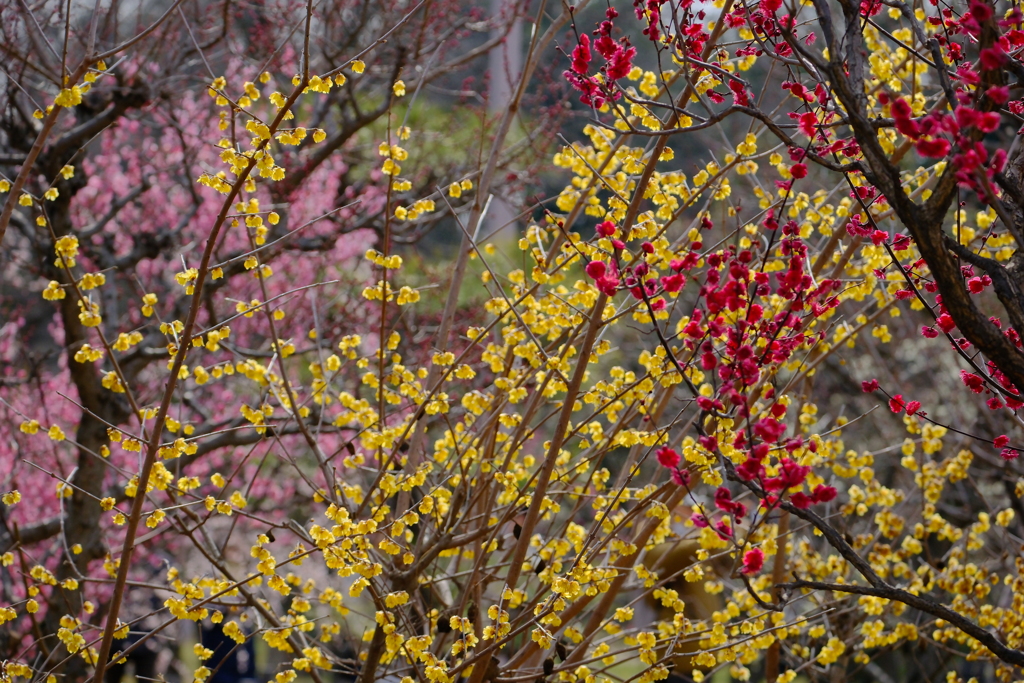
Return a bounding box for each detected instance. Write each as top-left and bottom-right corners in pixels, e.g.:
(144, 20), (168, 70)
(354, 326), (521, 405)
(396, 286), (419, 305)
(42, 281), (65, 301)
(393, 80), (406, 97)
(55, 87), (83, 107)
(146, 509), (166, 528)
(74, 344), (103, 363)
(139, 292), (159, 318)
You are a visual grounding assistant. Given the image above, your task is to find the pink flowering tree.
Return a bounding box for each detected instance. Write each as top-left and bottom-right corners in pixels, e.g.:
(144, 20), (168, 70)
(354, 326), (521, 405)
(0, 0), (551, 679)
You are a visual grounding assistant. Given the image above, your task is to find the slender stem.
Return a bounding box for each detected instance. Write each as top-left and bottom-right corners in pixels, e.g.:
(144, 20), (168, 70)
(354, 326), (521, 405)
(89, 76), (311, 683)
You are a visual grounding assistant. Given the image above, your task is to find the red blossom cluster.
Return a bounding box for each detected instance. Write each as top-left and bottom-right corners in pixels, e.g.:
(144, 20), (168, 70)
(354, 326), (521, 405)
(579, 194), (849, 519)
(655, 446), (691, 487)
(563, 9), (637, 107)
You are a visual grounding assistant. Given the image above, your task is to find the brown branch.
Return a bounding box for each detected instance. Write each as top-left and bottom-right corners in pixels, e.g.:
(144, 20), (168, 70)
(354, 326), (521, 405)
(781, 578), (1024, 667)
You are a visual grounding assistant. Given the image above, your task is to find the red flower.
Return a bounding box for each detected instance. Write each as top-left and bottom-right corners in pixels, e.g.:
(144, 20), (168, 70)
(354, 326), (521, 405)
(753, 417), (786, 443)
(905, 400), (921, 415)
(714, 487), (747, 519)
(861, 379), (879, 392)
(812, 485), (838, 503)
(656, 446), (681, 468)
(987, 86), (1010, 105)
(977, 111), (1001, 133)
(994, 435), (1010, 448)
(960, 370), (986, 393)
(936, 313), (956, 333)
(890, 97), (913, 120)
(764, 458), (810, 491)
(606, 44), (636, 81)
(570, 34), (592, 76)
(797, 112), (817, 137)
(790, 163), (808, 179)
(585, 261), (607, 279)
(916, 138), (950, 158)
(969, 0), (993, 21)
(595, 276), (619, 296)
(671, 468), (691, 487)
(736, 457), (763, 481)
(661, 273), (685, 293)
(741, 548), (765, 574)
(790, 492), (813, 508)
(980, 47), (1006, 70)
(889, 394), (906, 413)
